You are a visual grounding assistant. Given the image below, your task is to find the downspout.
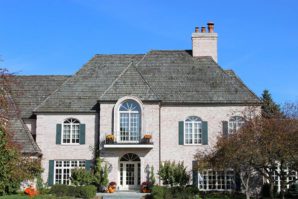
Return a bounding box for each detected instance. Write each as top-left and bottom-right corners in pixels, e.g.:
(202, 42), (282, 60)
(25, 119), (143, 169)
(158, 102), (161, 185)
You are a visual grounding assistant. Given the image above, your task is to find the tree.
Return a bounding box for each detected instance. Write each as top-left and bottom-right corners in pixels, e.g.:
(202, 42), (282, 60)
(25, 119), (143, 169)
(195, 104), (298, 199)
(261, 89), (281, 118)
(0, 68), (43, 195)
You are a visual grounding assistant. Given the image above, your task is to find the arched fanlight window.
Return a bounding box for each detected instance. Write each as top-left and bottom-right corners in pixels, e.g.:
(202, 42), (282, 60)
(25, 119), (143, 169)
(119, 100), (141, 142)
(228, 116), (245, 134)
(184, 116), (202, 144)
(63, 118), (80, 144)
(120, 153), (140, 161)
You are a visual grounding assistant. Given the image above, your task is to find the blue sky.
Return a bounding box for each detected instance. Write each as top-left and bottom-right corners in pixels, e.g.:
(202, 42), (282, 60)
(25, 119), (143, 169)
(0, 0), (297, 104)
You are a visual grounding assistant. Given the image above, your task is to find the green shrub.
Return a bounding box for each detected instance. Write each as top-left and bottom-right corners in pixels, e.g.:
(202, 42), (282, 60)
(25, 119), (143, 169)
(158, 161), (190, 187)
(151, 186), (199, 199)
(50, 184), (96, 199)
(151, 186), (171, 199)
(261, 183), (277, 198)
(287, 183), (298, 198)
(71, 168), (94, 186)
(76, 185), (96, 199)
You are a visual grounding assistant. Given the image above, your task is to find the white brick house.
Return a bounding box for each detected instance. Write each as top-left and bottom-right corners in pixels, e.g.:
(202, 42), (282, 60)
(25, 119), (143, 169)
(9, 23), (260, 191)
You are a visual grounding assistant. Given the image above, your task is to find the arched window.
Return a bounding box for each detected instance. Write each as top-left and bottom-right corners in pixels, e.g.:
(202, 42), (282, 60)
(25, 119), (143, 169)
(119, 100), (141, 142)
(120, 153), (140, 161)
(228, 116), (245, 134)
(63, 118), (80, 144)
(184, 116), (202, 144)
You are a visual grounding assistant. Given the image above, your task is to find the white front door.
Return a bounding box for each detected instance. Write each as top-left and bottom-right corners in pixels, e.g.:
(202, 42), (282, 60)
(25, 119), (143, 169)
(119, 162), (140, 190)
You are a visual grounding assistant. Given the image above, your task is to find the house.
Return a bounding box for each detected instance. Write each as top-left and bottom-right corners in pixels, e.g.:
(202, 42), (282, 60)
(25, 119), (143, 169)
(9, 22), (260, 191)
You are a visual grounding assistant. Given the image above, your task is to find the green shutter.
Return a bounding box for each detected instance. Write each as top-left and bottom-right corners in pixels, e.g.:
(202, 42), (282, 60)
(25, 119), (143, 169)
(85, 160), (91, 171)
(80, 124), (86, 144)
(56, 124), (61, 144)
(48, 160), (54, 186)
(222, 121), (228, 137)
(179, 121), (184, 145)
(202, 121), (208, 145)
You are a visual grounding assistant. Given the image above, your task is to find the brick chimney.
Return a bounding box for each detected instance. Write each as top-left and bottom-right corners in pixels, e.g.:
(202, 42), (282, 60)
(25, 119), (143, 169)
(192, 22), (218, 62)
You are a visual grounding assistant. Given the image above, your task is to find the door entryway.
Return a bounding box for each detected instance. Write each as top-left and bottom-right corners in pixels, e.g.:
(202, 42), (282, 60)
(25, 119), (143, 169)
(119, 153), (141, 190)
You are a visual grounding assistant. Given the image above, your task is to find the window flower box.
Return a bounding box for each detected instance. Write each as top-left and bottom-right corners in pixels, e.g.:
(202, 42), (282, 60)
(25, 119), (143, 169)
(142, 134), (152, 144)
(106, 134), (115, 144)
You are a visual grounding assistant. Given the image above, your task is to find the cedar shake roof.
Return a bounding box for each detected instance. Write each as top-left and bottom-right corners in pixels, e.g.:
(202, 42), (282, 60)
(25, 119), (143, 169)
(34, 50), (259, 113)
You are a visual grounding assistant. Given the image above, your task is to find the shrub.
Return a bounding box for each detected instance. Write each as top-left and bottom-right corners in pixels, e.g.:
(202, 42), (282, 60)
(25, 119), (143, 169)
(76, 185), (97, 199)
(71, 168), (94, 186)
(151, 186), (199, 199)
(287, 183), (298, 198)
(261, 183), (277, 198)
(51, 184), (96, 199)
(158, 161), (190, 187)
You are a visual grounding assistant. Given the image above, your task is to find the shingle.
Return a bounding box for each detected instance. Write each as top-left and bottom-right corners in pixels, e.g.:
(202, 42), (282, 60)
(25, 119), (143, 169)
(30, 50), (259, 113)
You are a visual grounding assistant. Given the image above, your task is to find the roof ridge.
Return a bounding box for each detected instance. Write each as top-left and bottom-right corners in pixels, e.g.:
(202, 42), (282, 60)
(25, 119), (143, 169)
(99, 53), (152, 100)
(99, 62), (134, 99)
(203, 58), (260, 102)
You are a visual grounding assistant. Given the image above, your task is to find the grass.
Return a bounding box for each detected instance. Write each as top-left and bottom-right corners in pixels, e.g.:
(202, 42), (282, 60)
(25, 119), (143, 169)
(0, 194), (74, 199)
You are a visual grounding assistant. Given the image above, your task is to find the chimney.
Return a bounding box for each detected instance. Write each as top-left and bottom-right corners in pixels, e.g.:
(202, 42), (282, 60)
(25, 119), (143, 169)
(192, 22), (218, 62)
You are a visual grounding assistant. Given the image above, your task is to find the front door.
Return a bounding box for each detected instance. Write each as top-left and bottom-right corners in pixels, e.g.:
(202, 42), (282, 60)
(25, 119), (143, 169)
(119, 162), (140, 190)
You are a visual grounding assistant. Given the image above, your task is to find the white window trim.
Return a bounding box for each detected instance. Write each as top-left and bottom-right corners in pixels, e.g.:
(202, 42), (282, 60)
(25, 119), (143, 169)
(53, 160), (86, 185)
(184, 117), (202, 145)
(228, 116), (245, 135)
(114, 96), (144, 143)
(61, 118), (81, 145)
(198, 169), (235, 191)
(118, 109), (140, 143)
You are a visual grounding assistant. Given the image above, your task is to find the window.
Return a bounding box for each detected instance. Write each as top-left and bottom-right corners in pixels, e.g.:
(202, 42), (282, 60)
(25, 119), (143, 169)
(63, 118), (80, 144)
(199, 170), (235, 191)
(273, 166), (298, 192)
(228, 116), (245, 134)
(119, 100), (141, 142)
(184, 116), (202, 144)
(54, 160), (85, 185)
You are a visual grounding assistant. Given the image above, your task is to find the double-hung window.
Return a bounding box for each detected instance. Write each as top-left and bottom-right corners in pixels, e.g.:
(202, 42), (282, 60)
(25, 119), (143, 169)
(63, 118), (80, 144)
(119, 100), (141, 142)
(228, 116), (245, 134)
(184, 116), (202, 144)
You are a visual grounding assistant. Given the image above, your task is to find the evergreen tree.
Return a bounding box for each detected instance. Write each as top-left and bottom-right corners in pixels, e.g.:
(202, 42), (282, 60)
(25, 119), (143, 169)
(261, 89), (281, 118)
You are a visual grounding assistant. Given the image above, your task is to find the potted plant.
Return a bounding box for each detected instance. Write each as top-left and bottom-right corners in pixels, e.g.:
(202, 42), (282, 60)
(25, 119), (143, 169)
(105, 134), (115, 144)
(107, 181), (117, 193)
(140, 181), (152, 193)
(143, 134), (152, 144)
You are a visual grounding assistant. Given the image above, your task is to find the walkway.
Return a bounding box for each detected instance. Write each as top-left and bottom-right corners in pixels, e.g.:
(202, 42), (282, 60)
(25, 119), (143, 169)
(96, 191), (149, 199)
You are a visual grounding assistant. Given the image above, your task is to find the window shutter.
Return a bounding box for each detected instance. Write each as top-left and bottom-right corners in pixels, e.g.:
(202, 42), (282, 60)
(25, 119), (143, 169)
(222, 121), (229, 137)
(192, 160), (198, 186)
(178, 121), (184, 145)
(202, 121), (208, 145)
(79, 124), (86, 144)
(85, 160), (91, 171)
(56, 124), (61, 144)
(48, 160), (54, 186)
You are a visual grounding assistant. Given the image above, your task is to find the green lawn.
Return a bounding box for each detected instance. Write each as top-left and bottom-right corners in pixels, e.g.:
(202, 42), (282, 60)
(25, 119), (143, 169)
(0, 195), (74, 199)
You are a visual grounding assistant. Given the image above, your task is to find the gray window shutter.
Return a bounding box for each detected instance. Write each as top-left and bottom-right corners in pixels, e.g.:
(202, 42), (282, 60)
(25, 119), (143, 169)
(202, 121), (208, 145)
(222, 121), (228, 137)
(56, 124), (61, 144)
(85, 160), (91, 171)
(48, 160), (54, 186)
(192, 160), (198, 186)
(179, 121), (184, 145)
(80, 124), (86, 144)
